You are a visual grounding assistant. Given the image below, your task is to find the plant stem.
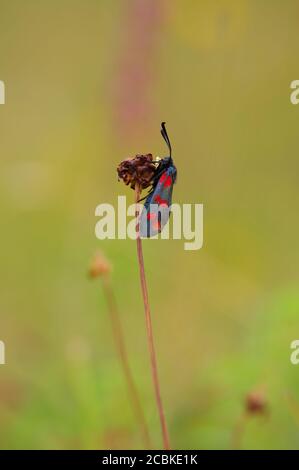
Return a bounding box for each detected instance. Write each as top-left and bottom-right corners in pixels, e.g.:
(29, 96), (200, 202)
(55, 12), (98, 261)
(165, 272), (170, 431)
(230, 412), (248, 449)
(101, 274), (151, 449)
(135, 184), (171, 450)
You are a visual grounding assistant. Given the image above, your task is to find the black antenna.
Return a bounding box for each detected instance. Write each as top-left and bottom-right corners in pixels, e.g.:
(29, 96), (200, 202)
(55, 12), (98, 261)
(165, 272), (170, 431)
(160, 122), (172, 159)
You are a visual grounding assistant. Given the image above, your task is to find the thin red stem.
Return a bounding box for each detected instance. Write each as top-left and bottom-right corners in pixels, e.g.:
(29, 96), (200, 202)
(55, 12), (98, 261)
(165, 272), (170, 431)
(135, 184), (170, 450)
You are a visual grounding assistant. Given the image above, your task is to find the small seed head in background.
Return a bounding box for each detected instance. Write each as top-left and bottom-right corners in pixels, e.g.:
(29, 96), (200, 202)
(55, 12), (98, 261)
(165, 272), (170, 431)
(88, 251), (112, 279)
(245, 390), (267, 415)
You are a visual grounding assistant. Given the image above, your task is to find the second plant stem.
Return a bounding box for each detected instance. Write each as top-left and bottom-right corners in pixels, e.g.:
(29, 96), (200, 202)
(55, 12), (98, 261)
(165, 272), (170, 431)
(135, 184), (170, 450)
(102, 274), (151, 448)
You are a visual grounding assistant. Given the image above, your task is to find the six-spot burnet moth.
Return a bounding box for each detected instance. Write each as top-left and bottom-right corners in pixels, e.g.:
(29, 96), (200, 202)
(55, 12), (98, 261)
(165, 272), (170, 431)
(139, 122), (177, 237)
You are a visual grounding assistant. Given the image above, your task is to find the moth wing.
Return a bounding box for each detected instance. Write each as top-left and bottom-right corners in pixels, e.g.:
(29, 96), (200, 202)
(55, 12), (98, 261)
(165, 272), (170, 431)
(139, 167), (176, 238)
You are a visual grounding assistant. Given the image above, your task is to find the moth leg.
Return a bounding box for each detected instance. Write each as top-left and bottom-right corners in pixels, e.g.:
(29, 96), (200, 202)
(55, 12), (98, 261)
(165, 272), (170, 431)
(138, 187), (154, 203)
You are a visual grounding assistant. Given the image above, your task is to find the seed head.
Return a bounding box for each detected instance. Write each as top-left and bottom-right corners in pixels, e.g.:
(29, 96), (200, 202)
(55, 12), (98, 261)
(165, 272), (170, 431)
(88, 251), (111, 279)
(117, 153), (156, 190)
(245, 390), (267, 415)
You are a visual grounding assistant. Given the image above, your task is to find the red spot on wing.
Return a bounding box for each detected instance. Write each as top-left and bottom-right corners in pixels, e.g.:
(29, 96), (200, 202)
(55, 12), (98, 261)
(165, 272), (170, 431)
(152, 220), (161, 231)
(154, 195), (168, 206)
(159, 173), (167, 183)
(146, 211), (161, 232)
(164, 176), (172, 188)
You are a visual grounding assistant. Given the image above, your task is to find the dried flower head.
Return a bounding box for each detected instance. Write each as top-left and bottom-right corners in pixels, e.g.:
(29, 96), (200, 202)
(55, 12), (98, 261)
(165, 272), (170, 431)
(245, 390), (267, 415)
(88, 251), (111, 279)
(117, 153), (156, 190)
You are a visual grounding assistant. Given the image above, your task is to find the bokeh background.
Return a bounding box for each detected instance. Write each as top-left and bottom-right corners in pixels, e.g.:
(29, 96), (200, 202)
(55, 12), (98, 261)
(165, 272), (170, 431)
(1, 0), (299, 450)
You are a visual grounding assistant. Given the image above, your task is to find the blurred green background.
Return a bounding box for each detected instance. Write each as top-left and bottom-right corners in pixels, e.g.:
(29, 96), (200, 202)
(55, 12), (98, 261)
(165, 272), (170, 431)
(1, 0), (299, 449)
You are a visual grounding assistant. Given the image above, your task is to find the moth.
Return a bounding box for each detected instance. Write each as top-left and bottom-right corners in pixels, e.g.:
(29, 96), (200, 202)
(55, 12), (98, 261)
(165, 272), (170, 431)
(139, 122), (177, 237)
